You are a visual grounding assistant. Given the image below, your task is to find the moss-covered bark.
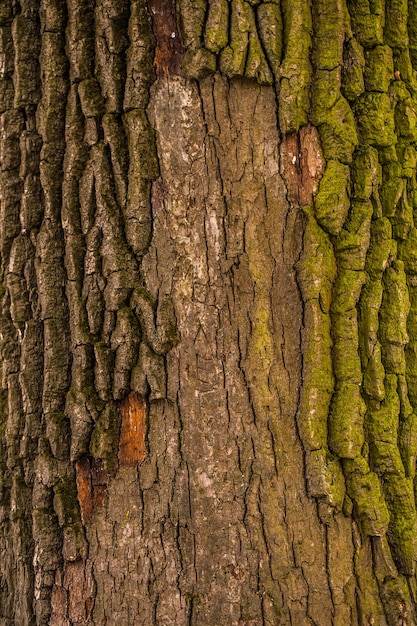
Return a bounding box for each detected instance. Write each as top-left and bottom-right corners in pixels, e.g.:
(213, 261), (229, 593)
(3, 0), (417, 624)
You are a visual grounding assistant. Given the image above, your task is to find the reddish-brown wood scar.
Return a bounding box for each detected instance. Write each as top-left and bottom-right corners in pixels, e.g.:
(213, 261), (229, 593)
(75, 456), (108, 525)
(117, 392), (147, 467)
(147, 0), (184, 78)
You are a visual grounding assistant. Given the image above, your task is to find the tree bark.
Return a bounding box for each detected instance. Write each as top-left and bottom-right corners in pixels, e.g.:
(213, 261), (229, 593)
(2, 0), (417, 624)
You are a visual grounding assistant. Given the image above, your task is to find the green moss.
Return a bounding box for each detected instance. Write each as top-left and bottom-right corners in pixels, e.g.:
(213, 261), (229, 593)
(354, 93), (397, 148)
(393, 49), (415, 84)
(378, 144), (399, 166)
(398, 373), (413, 418)
(331, 270), (366, 314)
(384, 0), (409, 49)
(406, 342), (417, 407)
(245, 35), (273, 84)
(383, 475), (417, 575)
(89, 404), (120, 474)
(248, 299), (273, 383)
(332, 311), (362, 383)
(313, 160), (351, 235)
(204, 0), (229, 53)
(369, 441), (405, 475)
(182, 48), (217, 80)
(398, 378), (417, 477)
(305, 448), (345, 511)
(178, 0), (206, 49)
(379, 577), (412, 624)
(53, 477), (80, 526)
(256, 3), (282, 79)
(279, 0), (312, 132)
(123, 109), (159, 181)
(365, 218), (393, 278)
(296, 208), (336, 307)
(346, 0), (384, 48)
(364, 46), (394, 92)
(342, 38), (365, 101)
(395, 97), (417, 142)
(363, 342), (386, 400)
(391, 192), (414, 240)
(217, 0), (273, 84)
(406, 283), (417, 406)
(316, 97), (358, 164)
(335, 201), (373, 270)
(365, 374), (400, 444)
(312, 70), (341, 121)
(298, 300), (334, 451)
(343, 456), (390, 536)
(351, 145), (381, 202)
(398, 143), (417, 178)
(78, 79), (104, 118)
(219, 0), (251, 78)
(390, 78), (411, 104)
(409, 0), (417, 68)
(379, 261), (410, 373)
(296, 208), (337, 452)
(311, 0), (345, 70)
(329, 383), (366, 458)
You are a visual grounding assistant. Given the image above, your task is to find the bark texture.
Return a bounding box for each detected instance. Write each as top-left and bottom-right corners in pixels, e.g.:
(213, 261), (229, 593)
(2, 0), (417, 625)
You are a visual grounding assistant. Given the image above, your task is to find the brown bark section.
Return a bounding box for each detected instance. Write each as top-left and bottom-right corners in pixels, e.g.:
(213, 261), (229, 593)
(145, 73), (333, 625)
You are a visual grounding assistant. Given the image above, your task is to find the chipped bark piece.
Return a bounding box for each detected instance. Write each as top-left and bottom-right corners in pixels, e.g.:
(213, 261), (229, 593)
(117, 391), (147, 466)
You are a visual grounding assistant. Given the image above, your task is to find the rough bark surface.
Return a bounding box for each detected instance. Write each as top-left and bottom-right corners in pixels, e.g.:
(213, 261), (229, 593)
(2, 0), (417, 625)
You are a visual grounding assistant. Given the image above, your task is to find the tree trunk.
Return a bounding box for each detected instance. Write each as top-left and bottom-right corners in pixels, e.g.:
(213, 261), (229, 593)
(1, 0), (417, 624)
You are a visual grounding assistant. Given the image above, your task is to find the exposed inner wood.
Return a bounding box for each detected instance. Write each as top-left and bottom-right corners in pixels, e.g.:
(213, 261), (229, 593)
(117, 391), (147, 467)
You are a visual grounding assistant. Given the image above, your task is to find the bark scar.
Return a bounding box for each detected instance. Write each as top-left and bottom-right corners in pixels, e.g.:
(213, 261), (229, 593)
(280, 125), (324, 208)
(75, 456), (108, 525)
(117, 391), (147, 467)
